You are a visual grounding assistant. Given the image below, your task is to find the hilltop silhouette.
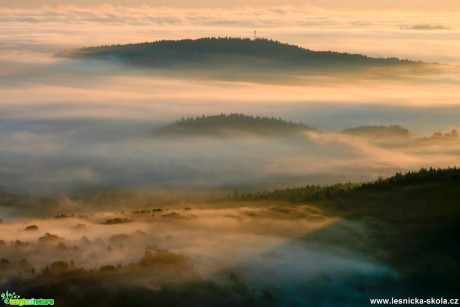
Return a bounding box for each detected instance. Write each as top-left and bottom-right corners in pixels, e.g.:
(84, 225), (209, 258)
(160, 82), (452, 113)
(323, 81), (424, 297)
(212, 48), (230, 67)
(59, 37), (423, 76)
(152, 113), (316, 137)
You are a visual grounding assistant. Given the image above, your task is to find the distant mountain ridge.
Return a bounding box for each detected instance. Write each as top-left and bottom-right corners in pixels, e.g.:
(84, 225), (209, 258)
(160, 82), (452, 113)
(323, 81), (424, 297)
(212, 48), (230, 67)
(59, 37), (422, 74)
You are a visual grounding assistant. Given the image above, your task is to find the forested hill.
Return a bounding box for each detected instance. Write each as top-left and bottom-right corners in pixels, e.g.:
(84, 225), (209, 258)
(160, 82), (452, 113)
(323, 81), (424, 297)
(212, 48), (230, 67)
(59, 37), (420, 71)
(152, 114), (316, 137)
(341, 125), (410, 139)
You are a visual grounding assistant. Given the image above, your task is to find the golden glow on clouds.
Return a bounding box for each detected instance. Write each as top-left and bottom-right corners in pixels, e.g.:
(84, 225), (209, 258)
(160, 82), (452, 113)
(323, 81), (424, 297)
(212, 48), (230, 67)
(1, 1), (460, 11)
(1, 5), (459, 63)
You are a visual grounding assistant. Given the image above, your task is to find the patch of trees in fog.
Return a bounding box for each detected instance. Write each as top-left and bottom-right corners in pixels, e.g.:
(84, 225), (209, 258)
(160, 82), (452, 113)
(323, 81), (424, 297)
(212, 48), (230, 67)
(430, 129), (458, 140)
(153, 113), (316, 137)
(341, 125), (409, 139)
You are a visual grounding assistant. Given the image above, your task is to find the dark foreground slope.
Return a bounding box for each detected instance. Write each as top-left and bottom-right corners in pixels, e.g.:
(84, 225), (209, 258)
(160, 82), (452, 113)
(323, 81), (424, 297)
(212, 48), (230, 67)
(237, 167), (460, 296)
(1, 168), (459, 306)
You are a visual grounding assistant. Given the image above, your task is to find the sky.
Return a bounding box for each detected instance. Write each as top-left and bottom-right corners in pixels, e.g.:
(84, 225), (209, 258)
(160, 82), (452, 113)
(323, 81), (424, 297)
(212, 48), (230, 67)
(1, 0), (460, 10)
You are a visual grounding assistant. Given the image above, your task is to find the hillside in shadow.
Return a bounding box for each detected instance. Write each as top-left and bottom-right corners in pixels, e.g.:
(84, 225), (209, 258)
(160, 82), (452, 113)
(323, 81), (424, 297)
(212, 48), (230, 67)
(1, 168), (459, 306)
(233, 167), (460, 297)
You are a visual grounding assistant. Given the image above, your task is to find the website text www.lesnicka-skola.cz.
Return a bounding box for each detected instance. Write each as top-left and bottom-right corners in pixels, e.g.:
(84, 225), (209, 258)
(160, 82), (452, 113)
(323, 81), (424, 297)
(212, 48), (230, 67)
(370, 298), (459, 305)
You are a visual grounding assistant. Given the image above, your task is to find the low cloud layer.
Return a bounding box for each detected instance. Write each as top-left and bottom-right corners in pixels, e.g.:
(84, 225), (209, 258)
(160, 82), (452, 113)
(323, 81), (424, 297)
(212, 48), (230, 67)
(0, 4), (459, 193)
(0, 117), (458, 193)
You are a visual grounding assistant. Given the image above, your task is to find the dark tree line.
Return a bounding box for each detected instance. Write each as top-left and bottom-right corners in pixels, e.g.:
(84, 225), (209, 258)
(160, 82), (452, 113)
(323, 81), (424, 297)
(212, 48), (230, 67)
(358, 167), (460, 190)
(174, 114), (313, 129)
(230, 183), (356, 202)
(231, 167), (460, 202)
